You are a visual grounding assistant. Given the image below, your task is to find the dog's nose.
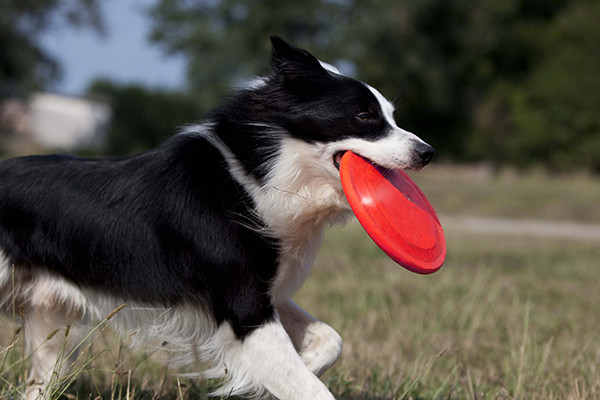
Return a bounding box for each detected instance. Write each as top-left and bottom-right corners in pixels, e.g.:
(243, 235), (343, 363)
(416, 144), (436, 166)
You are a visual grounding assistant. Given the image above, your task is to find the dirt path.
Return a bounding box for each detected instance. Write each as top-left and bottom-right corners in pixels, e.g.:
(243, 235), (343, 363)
(440, 215), (600, 242)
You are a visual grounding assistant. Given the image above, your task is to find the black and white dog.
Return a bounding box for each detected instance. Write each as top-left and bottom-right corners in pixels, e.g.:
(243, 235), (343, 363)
(0, 37), (434, 400)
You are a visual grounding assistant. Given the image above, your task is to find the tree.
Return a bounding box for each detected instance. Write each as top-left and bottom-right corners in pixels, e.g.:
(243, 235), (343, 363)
(469, 0), (600, 171)
(148, 0), (598, 171)
(149, 0), (348, 112)
(339, 0), (570, 158)
(0, 0), (104, 99)
(508, 0), (600, 171)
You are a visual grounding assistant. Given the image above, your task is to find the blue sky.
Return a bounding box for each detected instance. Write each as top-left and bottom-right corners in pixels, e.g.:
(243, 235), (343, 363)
(40, 0), (186, 96)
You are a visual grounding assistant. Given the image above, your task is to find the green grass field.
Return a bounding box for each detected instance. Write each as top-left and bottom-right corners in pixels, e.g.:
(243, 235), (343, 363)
(2, 167), (599, 399)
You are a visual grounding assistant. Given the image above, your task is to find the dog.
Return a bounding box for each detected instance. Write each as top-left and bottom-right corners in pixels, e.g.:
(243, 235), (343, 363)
(0, 37), (435, 400)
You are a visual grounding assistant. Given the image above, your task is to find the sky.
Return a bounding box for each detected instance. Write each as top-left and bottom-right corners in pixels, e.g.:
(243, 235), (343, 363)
(40, 0), (186, 96)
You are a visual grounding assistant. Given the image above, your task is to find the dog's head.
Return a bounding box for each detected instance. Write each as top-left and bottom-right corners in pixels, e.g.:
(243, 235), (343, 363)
(267, 36), (435, 179)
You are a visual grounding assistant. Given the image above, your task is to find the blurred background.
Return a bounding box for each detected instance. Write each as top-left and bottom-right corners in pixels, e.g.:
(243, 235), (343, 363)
(1, 1), (599, 398)
(1, 0), (599, 170)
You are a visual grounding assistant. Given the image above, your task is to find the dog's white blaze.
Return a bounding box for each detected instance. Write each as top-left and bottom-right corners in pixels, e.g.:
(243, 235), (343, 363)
(365, 83), (397, 128)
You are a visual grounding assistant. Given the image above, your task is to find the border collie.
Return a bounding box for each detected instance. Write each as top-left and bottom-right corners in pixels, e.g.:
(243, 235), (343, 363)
(0, 37), (434, 400)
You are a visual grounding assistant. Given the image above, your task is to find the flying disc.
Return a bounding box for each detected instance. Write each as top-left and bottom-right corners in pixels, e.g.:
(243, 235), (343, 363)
(339, 151), (445, 274)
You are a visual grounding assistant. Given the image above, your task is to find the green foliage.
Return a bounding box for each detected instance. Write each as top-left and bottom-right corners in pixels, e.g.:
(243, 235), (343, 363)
(87, 79), (202, 155)
(5, 0), (593, 170)
(507, 1), (600, 172)
(470, 0), (600, 172)
(147, 0), (599, 172)
(149, 0), (348, 111)
(0, 0), (103, 98)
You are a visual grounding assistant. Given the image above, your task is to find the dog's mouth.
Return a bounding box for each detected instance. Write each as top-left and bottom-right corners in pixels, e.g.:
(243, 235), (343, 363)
(333, 151), (346, 170)
(333, 151), (383, 172)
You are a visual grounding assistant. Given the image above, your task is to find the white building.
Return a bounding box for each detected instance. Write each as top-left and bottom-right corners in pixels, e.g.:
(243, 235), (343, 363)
(0, 92), (111, 154)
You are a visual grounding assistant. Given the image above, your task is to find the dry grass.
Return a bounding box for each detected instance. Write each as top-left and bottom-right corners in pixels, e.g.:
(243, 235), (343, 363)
(305, 224), (600, 399)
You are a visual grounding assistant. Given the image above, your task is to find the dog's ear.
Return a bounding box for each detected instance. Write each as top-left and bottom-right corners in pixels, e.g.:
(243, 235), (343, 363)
(270, 36), (328, 80)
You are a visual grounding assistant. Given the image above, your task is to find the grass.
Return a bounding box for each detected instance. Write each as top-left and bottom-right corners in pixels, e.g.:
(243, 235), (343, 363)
(306, 225), (600, 399)
(1, 166), (599, 399)
(408, 165), (600, 223)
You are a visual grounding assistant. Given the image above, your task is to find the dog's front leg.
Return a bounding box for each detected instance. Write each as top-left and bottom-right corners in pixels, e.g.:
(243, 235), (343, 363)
(278, 300), (342, 377)
(216, 318), (335, 400)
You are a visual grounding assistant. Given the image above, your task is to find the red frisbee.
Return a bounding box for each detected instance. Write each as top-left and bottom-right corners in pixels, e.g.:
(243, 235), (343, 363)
(339, 151), (445, 274)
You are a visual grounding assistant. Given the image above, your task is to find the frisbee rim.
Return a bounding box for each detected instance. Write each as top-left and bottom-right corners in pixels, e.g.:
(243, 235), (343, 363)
(339, 151), (446, 274)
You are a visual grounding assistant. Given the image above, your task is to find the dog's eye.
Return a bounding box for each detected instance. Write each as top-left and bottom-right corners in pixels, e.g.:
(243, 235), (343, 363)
(356, 111), (372, 121)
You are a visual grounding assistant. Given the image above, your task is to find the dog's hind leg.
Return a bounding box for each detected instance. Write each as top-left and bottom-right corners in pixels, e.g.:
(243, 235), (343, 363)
(23, 305), (83, 400)
(278, 300), (342, 377)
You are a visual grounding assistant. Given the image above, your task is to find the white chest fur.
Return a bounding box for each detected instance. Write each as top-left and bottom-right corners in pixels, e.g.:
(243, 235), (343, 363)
(255, 138), (352, 303)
